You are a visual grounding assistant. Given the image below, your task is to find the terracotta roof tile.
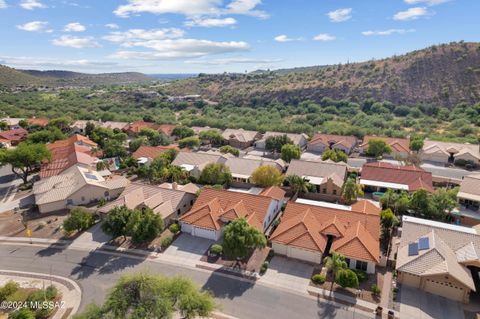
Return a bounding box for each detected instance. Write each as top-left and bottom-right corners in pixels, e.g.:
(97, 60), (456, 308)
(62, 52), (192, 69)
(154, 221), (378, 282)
(28, 118), (49, 127)
(260, 186), (286, 201)
(0, 128), (28, 142)
(309, 133), (357, 149)
(361, 136), (410, 153)
(132, 145), (181, 160)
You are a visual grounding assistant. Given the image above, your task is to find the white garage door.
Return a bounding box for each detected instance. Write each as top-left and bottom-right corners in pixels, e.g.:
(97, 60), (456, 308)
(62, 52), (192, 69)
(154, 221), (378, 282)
(193, 227), (218, 240)
(288, 247), (321, 263)
(424, 279), (465, 302)
(401, 272), (421, 288)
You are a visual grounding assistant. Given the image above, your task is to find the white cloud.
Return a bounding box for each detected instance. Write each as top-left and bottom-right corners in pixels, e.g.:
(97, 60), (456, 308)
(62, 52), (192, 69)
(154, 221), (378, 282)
(17, 21), (48, 32)
(0, 56), (119, 69)
(274, 35), (292, 42)
(105, 23), (120, 29)
(114, 0), (267, 19)
(20, 0), (46, 10)
(0, 1), (7, 9)
(52, 35), (101, 48)
(404, 0), (449, 6)
(313, 33), (336, 41)
(362, 28), (416, 36)
(185, 17), (237, 27)
(64, 22), (86, 32)
(327, 8), (352, 22)
(393, 7), (429, 20)
(185, 57), (282, 65)
(103, 28), (185, 43)
(111, 39), (249, 60)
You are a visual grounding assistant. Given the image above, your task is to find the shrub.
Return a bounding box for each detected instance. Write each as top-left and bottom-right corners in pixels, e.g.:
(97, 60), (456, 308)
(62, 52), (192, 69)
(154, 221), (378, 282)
(169, 223), (180, 234)
(7, 308), (35, 319)
(335, 269), (359, 288)
(63, 208), (95, 235)
(161, 236), (173, 248)
(353, 269), (368, 282)
(0, 281), (19, 301)
(45, 285), (58, 300)
(260, 261), (269, 274)
(371, 284), (381, 296)
(97, 198), (106, 207)
(311, 274), (326, 285)
(209, 244), (223, 255)
(267, 249), (274, 259)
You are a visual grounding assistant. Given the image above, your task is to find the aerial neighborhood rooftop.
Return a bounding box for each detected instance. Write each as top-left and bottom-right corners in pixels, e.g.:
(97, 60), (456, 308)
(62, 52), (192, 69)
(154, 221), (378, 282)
(1, 115), (480, 318)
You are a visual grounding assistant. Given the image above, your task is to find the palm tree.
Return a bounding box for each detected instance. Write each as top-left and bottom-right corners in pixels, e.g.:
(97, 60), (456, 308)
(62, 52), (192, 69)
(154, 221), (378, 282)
(380, 189), (398, 210)
(164, 165), (189, 183)
(285, 175), (309, 201)
(341, 178), (363, 204)
(323, 252), (348, 290)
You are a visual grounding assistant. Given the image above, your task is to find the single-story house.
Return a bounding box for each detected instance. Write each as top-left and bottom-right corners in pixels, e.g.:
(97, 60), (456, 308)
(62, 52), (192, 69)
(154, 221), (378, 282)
(307, 133), (358, 155)
(125, 121), (161, 136)
(99, 121), (129, 131)
(40, 134), (100, 178)
(285, 159), (347, 202)
(34, 165), (129, 214)
(191, 126), (221, 135)
(98, 182), (196, 225)
(28, 118), (49, 127)
(359, 136), (410, 158)
(457, 174), (480, 223)
(255, 132), (309, 150)
(396, 215), (479, 303)
(70, 120), (101, 134)
(360, 162), (433, 193)
(171, 151), (227, 179)
(270, 199), (381, 273)
(222, 128), (262, 149)
(0, 128), (28, 147)
(224, 157), (284, 186)
(179, 187), (285, 240)
(421, 140), (480, 165)
(0, 118), (24, 130)
(132, 145), (182, 165)
(159, 182), (200, 194)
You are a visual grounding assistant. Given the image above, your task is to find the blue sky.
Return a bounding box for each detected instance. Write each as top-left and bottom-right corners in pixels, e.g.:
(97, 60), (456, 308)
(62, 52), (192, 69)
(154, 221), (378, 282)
(0, 0), (478, 73)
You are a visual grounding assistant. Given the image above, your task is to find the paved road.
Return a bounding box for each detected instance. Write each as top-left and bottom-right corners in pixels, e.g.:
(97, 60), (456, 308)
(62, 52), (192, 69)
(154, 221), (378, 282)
(0, 244), (372, 319)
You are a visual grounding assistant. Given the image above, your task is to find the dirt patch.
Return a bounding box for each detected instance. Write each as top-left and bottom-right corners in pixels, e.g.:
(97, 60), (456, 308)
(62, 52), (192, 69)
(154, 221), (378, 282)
(200, 247), (270, 273)
(107, 229), (179, 252)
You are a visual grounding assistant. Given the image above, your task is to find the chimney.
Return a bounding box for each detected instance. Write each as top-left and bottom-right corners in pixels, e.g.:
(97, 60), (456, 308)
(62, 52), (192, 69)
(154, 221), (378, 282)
(172, 182), (178, 190)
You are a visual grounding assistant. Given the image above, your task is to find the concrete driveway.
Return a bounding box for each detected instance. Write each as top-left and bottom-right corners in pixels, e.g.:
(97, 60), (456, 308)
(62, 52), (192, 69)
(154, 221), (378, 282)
(70, 222), (112, 250)
(163, 233), (213, 262)
(259, 256), (314, 292)
(400, 285), (465, 319)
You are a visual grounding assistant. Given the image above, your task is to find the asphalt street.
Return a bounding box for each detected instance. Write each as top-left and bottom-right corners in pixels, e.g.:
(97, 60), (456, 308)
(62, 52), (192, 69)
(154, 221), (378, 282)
(0, 244), (372, 319)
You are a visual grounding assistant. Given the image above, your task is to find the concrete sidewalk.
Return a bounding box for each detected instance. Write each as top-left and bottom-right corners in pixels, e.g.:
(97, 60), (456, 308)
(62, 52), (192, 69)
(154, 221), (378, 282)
(0, 269), (82, 319)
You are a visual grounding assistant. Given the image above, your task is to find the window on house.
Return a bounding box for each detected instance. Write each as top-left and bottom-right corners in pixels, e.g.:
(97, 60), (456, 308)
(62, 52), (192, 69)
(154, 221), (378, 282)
(345, 258), (350, 267)
(67, 199), (73, 205)
(81, 196), (85, 202)
(177, 209), (181, 216)
(322, 188), (326, 194)
(104, 191), (109, 197)
(190, 200), (194, 206)
(355, 260), (368, 271)
(333, 189), (337, 195)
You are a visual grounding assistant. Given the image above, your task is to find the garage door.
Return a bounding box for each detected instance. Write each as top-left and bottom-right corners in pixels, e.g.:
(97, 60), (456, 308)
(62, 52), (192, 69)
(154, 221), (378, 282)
(401, 272), (421, 288)
(424, 279), (465, 302)
(193, 227), (218, 240)
(288, 247), (321, 263)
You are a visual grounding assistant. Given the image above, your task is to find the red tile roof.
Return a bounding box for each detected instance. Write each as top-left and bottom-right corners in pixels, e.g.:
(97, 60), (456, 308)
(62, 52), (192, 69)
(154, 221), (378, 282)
(180, 188), (280, 232)
(309, 133), (357, 149)
(361, 136), (410, 153)
(28, 118), (49, 127)
(132, 145), (181, 160)
(361, 162), (433, 192)
(260, 186), (286, 201)
(125, 121), (160, 135)
(0, 128), (28, 142)
(159, 124), (176, 137)
(271, 201), (381, 263)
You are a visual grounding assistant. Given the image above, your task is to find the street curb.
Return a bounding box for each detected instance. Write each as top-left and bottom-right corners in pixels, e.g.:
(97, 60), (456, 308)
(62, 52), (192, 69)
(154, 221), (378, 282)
(0, 269), (82, 318)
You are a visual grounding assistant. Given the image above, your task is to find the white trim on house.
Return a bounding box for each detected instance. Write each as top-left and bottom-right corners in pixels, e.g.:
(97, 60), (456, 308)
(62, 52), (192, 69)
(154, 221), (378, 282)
(402, 215), (478, 234)
(295, 198), (352, 211)
(359, 179), (409, 191)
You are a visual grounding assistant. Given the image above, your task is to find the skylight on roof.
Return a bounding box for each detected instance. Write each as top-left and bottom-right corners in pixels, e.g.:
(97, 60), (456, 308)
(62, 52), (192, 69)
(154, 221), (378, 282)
(418, 237), (430, 250)
(84, 173), (98, 180)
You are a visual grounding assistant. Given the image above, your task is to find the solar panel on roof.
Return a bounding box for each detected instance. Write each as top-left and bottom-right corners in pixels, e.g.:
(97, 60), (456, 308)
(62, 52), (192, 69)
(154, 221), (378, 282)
(84, 173), (98, 180)
(418, 237), (430, 250)
(408, 243), (419, 256)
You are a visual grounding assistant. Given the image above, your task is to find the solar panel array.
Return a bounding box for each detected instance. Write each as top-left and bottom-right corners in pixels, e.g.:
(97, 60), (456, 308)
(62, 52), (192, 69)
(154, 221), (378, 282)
(418, 237), (430, 250)
(408, 243), (419, 256)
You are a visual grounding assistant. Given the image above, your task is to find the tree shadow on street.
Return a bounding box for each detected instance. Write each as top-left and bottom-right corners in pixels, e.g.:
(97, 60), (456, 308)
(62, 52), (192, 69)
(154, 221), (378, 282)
(201, 267), (255, 300)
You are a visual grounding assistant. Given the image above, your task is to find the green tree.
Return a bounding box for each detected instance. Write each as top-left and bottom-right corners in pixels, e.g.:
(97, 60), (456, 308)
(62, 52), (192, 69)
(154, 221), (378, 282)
(48, 117), (71, 131)
(63, 208), (95, 235)
(380, 189), (398, 210)
(431, 187), (458, 220)
(8, 308), (35, 319)
(409, 189), (434, 218)
(101, 206), (132, 240)
(199, 129), (223, 146)
(341, 178), (364, 204)
(222, 218), (267, 259)
(280, 144), (301, 163)
(26, 127), (66, 144)
(366, 139), (392, 158)
(0, 121), (8, 130)
(410, 136), (424, 152)
(172, 126), (194, 139)
(266, 134), (293, 153)
(380, 208), (399, 237)
(250, 165), (284, 187)
(322, 149), (348, 163)
(74, 272), (215, 319)
(199, 163), (232, 186)
(126, 208), (164, 244)
(129, 137), (147, 152)
(395, 192), (410, 215)
(219, 145), (240, 157)
(0, 142), (51, 184)
(178, 137), (200, 149)
(323, 252), (347, 277)
(285, 175), (309, 199)
(162, 165), (189, 184)
(335, 268), (359, 289)
(103, 139), (127, 158)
